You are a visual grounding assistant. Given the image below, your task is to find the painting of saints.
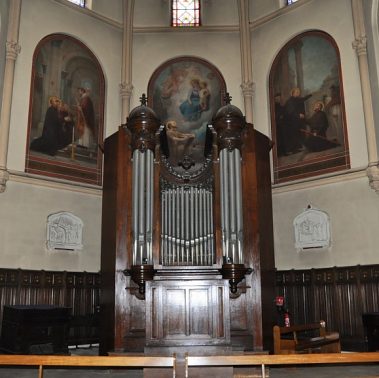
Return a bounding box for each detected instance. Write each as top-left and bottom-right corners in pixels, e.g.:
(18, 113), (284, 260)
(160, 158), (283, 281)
(269, 31), (349, 183)
(26, 34), (105, 186)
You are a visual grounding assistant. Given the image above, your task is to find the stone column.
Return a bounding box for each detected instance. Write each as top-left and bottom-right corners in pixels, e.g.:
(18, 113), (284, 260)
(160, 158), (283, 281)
(351, 0), (379, 192)
(237, 0), (254, 123)
(120, 0), (135, 122)
(0, 0), (22, 193)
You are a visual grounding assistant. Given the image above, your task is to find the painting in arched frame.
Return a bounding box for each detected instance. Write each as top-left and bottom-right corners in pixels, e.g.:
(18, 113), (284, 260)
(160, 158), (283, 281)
(25, 34), (105, 186)
(148, 56), (226, 171)
(269, 31), (350, 183)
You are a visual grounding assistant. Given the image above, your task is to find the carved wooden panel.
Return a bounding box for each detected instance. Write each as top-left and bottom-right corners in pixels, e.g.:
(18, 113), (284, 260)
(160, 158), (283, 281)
(276, 264), (379, 351)
(0, 268), (100, 346)
(145, 279), (230, 347)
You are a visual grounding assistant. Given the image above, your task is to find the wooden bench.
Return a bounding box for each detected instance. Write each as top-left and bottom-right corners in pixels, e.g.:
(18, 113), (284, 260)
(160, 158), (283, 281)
(273, 320), (341, 354)
(0, 352), (378, 378)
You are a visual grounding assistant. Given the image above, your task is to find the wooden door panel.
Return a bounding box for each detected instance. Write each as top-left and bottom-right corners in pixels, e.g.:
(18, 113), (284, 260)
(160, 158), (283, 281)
(146, 279), (230, 347)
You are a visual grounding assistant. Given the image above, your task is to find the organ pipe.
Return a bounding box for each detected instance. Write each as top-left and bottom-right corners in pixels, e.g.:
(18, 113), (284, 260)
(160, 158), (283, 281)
(160, 186), (214, 266)
(219, 149), (244, 264)
(131, 149), (154, 265)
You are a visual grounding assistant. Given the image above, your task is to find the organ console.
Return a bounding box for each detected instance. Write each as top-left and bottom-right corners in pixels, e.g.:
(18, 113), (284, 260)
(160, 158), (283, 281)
(100, 94), (276, 356)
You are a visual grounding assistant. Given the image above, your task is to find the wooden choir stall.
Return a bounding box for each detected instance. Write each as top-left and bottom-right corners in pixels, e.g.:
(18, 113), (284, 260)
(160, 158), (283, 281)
(100, 95), (276, 359)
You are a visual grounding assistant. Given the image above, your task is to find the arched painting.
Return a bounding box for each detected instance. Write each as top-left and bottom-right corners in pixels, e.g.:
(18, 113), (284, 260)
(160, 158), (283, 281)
(25, 34), (105, 186)
(269, 31), (350, 183)
(148, 56), (226, 170)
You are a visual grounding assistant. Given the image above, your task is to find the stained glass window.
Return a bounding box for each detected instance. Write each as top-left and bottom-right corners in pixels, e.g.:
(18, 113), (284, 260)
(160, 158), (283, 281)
(287, 0), (299, 4)
(68, 0), (86, 7)
(172, 0), (201, 27)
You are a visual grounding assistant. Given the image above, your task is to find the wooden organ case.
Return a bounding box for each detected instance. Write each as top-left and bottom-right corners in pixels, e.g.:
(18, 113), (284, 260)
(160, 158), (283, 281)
(100, 97), (276, 356)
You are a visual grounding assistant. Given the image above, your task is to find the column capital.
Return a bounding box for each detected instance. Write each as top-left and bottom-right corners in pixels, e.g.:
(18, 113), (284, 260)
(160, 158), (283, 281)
(240, 81), (255, 97)
(6, 41), (21, 60)
(352, 35), (367, 56)
(0, 168), (9, 193)
(120, 82), (133, 98)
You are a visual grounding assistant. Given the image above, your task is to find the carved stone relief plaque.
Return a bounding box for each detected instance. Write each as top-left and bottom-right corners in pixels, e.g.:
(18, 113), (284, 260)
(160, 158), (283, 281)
(293, 205), (331, 250)
(46, 212), (83, 250)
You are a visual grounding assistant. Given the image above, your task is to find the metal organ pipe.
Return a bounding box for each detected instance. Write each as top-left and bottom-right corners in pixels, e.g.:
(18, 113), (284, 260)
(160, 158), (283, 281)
(132, 150), (139, 265)
(220, 148), (244, 264)
(131, 149), (154, 266)
(234, 149), (243, 263)
(138, 151), (145, 264)
(160, 185), (214, 266)
(228, 149), (237, 263)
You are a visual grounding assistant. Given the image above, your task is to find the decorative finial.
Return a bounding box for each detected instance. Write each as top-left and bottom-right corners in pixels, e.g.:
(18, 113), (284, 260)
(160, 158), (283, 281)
(224, 93), (232, 105)
(140, 93), (147, 106)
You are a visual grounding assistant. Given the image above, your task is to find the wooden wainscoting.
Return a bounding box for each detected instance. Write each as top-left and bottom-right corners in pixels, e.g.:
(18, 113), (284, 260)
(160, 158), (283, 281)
(275, 264), (379, 351)
(0, 265), (377, 353)
(0, 268), (101, 346)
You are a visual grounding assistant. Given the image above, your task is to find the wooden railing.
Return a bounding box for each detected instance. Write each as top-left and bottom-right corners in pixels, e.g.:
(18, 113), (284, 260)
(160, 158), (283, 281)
(0, 352), (378, 378)
(0, 354), (176, 378)
(186, 352), (379, 377)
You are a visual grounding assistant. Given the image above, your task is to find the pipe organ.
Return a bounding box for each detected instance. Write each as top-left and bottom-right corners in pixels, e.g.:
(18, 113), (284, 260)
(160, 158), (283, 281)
(100, 95), (276, 356)
(160, 185), (215, 266)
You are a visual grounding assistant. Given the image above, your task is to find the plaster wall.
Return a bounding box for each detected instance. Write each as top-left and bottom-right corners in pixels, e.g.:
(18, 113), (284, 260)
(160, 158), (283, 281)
(0, 0), (123, 271)
(131, 31), (242, 110)
(1, 0), (378, 272)
(91, 0), (123, 23)
(273, 175), (379, 269)
(7, 0), (122, 173)
(251, 0), (377, 269)
(249, 0), (281, 21)
(0, 180), (101, 271)
(252, 0), (368, 169)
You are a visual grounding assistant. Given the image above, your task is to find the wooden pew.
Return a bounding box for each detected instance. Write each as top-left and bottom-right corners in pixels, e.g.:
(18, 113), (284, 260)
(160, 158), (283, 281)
(0, 351), (378, 378)
(0, 355), (176, 378)
(273, 320), (341, 354)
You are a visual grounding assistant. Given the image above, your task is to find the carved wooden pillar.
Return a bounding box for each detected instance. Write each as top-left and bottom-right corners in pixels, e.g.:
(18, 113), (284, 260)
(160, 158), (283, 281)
(212, 96), (251, 294)
(100, 96), (160, 354)
(124, 94), (161, 295)
(212, 97), (276, 351)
